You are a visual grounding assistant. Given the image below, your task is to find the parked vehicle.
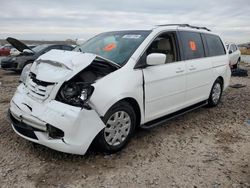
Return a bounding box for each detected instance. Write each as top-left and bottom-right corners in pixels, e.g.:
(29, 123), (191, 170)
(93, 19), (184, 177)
(10, 45), (37, 56)
(9, 24), (231, 155)
(226, 43), (241, 69)
(1, 37), (73, 72)
(0, 44), (13, 56)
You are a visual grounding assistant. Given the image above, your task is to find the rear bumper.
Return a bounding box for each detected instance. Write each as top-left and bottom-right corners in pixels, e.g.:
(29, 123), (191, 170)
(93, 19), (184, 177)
(9, 84), (105, 155)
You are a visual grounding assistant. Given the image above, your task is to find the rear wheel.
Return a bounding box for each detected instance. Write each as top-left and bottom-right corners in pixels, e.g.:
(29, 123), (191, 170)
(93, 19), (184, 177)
(96, 101), (136, 153)
(207, 78), (223, 107)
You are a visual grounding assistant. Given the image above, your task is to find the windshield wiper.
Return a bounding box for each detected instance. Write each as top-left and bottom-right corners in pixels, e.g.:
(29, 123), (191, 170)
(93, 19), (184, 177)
(95, 56), (121, 69)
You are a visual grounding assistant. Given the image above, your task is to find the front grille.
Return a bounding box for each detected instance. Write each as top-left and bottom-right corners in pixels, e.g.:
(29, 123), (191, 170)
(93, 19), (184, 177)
(10, 113), (42, 140)
(29, 73), (54, 87)
(27, 73), (55, 100)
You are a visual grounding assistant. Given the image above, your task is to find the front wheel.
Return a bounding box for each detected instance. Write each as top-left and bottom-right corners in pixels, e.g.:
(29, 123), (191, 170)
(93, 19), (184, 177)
(207, 78), (223, 107)
(95, 101), (136, 153)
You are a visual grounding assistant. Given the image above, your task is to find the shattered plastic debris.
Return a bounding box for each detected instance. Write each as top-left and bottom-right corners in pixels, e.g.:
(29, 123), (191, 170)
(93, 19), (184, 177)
(231, 68), (248, 77)
(229, 84), (246, 88)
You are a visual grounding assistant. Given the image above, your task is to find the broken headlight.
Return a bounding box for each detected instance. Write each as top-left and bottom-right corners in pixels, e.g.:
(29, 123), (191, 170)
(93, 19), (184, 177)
(57, 82), (94, 108)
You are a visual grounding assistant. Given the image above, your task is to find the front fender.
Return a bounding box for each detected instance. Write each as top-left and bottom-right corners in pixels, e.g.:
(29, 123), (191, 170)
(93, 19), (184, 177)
(89, 67), (145, 124)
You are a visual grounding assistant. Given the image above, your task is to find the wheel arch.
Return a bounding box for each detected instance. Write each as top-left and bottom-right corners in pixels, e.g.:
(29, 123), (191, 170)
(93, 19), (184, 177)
(122, 97), (141, 128)
(104, 97), (142, 128)
(217, 76), (224, 89)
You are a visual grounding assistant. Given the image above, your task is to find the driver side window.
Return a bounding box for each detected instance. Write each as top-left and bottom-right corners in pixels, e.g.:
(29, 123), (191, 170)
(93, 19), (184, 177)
(146, 32), (178, 63)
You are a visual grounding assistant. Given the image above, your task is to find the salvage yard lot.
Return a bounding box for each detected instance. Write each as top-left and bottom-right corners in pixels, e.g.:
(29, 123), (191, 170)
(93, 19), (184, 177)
(0, 65), (249, 187)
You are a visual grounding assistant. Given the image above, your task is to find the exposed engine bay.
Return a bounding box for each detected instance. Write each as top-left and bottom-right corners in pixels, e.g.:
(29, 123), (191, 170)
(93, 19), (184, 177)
(74, 58), (119, 83)
(56, 58), (118, 108)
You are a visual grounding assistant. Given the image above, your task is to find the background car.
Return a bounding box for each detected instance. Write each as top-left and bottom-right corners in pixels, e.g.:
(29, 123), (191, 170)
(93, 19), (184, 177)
(1, 37), (73, 72)
(0, 44), (13, 56)
(10, 45), (37, 56)
(226, 43), (241, 69)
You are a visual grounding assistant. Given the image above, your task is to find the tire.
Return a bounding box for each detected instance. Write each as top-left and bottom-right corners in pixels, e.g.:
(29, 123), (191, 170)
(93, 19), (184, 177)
(207, 78), (223, 107)
(95, 101), (136, 153)
(14, 70), (22, 74)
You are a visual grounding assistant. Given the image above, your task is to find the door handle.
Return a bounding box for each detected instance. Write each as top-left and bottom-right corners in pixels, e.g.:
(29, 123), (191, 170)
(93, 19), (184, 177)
(176, 68), (184, 73)
(189, 66), (197, 71)
(189, 67), (196, 71)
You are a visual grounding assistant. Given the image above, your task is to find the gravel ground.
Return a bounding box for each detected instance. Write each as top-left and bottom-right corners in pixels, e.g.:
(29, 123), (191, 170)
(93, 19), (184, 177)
(0, 64), (249, 188)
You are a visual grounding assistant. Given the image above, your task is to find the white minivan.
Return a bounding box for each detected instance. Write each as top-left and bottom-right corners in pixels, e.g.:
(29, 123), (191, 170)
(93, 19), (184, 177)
(9, 24), (231, 155)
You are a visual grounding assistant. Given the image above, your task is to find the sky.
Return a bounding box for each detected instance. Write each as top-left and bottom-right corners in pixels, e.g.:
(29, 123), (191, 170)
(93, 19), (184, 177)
(0, 0), (250, 44)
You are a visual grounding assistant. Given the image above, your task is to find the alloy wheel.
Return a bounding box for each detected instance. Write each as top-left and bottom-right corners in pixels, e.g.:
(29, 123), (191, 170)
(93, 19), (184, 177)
(212, 83), (221, 104)
(104, 111), (131, 146)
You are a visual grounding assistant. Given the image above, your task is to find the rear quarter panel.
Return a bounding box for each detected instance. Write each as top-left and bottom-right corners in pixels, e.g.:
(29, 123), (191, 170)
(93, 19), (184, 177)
(211, 54), (231, 90)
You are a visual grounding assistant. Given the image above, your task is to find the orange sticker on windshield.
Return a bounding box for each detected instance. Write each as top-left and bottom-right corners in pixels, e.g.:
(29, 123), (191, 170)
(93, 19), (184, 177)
(189, 41), (196, 51)
(103, 43), (117, 52)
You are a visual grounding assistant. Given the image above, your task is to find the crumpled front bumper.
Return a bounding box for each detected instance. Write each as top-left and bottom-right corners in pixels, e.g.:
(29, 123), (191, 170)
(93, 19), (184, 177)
(9, 84), (105, 155)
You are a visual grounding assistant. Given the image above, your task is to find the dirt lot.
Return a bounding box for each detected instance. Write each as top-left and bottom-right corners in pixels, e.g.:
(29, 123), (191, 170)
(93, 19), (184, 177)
(0, 65), (249, 188)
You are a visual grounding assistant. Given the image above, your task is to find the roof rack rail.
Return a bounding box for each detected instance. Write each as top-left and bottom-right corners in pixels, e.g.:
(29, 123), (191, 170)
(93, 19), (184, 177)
(156, 24), (211, 32)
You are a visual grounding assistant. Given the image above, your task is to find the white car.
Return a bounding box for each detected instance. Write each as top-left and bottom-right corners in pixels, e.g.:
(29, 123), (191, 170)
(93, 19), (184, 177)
(9, 24), (231, 155)
(226, 43), (241, 69)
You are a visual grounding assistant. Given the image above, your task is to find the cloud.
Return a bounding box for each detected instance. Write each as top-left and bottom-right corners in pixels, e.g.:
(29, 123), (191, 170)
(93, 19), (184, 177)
(0, 0), (249, 43)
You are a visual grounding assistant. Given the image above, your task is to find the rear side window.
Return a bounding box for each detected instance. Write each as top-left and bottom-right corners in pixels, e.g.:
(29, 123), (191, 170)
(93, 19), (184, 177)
(204, 34), (226, 57)
(180, 31), (205, 60)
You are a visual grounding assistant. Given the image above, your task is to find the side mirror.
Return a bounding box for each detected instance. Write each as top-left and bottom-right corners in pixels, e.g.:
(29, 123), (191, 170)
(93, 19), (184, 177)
(146, 53), (166, 66)
(229, 50), (233, 54)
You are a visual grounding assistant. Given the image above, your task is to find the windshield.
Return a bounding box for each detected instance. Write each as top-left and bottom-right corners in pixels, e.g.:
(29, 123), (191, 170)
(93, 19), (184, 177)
(75, 30), (151, 66)
(32, 44), (49, 53)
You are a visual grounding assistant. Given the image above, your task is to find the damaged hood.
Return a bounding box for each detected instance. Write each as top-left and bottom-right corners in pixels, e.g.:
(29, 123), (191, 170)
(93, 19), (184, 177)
(6, 37), (33, 53)
(30, 50), (97, 82)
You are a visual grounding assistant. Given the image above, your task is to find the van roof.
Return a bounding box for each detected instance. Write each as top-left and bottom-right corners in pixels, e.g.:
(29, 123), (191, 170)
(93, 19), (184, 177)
(150, 24), (217, 35)
(104, 24), (216, 36)
(156, 24), (211, 32)
(153, 24), (213, 33)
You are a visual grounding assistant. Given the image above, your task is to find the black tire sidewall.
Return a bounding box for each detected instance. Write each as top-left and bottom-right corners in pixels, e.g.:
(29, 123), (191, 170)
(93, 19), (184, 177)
(96, 101), (136, 153)
(208, 79), (223, 107)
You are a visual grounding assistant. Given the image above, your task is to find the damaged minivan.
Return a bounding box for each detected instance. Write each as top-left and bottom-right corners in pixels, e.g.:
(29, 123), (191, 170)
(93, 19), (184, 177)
(9, 24), (231, 155)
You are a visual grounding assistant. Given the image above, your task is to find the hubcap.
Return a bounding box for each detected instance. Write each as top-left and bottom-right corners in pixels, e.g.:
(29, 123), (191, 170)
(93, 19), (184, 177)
(104, 111), (131, 146)
(212, 83), (221, 104)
